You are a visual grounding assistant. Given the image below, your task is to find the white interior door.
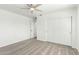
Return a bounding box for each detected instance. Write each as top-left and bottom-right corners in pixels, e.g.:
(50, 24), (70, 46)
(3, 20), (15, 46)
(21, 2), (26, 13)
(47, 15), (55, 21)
(47, 17), (71, 46)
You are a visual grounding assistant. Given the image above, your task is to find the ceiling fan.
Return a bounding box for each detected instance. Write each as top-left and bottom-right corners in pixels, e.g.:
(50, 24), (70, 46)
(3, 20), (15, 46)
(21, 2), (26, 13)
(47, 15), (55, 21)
(21, 4), (42, 13)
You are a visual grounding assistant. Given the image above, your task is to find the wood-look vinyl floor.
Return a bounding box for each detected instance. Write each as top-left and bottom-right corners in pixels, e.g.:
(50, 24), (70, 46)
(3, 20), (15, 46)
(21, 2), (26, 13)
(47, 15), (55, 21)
(0, 39), (78, 55)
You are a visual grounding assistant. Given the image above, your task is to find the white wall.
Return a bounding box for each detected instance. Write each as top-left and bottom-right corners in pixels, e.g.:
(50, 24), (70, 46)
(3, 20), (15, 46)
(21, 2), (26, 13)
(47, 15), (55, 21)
(37, 7), (77, 47)
(0, 9), (33, 47)
(76, 5), (79, 48)
(71, 6), (77, 48)
(73, 5), (79, 49)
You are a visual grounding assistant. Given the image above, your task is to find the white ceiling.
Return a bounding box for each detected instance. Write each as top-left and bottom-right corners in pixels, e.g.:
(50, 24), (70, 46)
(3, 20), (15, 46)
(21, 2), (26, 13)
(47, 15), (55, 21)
(0, 4), (34, 18)
(38, 4), (75, 13)
(0, 4), (75, 18)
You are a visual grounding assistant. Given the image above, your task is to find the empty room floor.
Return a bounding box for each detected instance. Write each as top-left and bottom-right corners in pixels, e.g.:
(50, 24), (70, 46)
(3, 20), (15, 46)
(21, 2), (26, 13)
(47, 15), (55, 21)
(0, 39), (78, 55)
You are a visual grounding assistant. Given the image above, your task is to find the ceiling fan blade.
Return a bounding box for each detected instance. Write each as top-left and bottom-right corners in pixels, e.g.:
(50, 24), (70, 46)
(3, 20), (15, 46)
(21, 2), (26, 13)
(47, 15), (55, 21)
(33, 4), (41, 8)
(35, 8), (42, 12)
(27, 4), (33, 7)
(21, 8), (29, 9)
(21, 8), (30, 9)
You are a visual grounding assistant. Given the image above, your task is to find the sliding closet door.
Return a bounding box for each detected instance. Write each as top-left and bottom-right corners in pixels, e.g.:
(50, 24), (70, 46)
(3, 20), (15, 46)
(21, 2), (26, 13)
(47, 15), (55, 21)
(37, 16), (71, 46)
(47, 17), (71, 46)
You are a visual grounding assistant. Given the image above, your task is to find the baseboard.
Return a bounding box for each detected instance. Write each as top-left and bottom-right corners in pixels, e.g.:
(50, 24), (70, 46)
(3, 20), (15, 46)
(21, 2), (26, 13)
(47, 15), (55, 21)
(0, 37), (35, 48)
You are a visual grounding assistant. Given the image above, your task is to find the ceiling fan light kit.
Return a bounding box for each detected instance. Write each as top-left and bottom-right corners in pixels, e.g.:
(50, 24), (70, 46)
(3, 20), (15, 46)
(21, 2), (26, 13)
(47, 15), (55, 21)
(21, 4), (42, 12)
(30, 8), (35, 11)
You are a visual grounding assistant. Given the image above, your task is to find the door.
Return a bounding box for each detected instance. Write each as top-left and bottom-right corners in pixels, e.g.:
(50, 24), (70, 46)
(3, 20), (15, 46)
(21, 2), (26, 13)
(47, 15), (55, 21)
(47, 16), (71, 46)
(29, 20), (34, 39)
